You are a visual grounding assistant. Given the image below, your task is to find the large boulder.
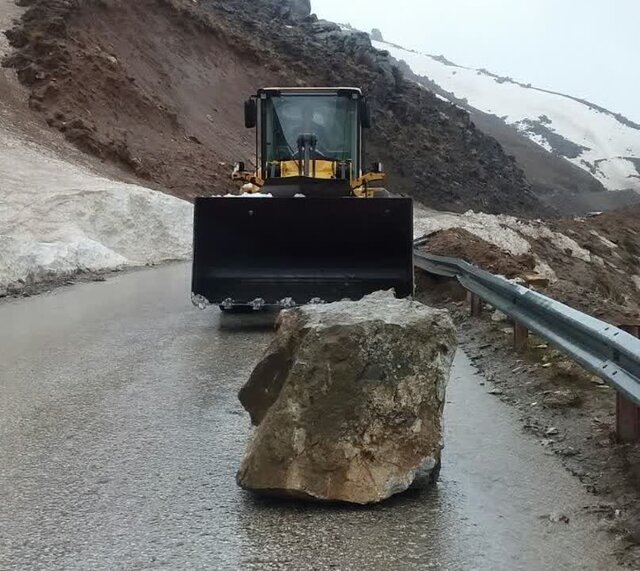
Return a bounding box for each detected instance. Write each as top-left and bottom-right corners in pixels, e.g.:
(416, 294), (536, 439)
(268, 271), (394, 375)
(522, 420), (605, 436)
(237, 291), (457, 504)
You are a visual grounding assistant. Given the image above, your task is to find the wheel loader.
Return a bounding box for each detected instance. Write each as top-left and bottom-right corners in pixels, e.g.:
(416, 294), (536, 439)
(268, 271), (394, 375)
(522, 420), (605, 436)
(191, 87), (414, 311)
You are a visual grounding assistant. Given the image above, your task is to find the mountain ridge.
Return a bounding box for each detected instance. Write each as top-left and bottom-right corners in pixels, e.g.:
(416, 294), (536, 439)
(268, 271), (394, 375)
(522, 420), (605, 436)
(2, 0), (549, 217)
(374, 38), (640, 207)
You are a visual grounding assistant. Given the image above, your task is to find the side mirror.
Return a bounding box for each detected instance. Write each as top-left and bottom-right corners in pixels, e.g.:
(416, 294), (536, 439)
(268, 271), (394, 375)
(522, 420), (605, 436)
(371, 161), (384, 174)
(244, 99), (257, 129)
(360, 98), (372, 129)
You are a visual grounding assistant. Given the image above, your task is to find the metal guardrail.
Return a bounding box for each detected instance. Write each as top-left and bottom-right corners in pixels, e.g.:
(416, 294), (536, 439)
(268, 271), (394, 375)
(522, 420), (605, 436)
(413, 248), (640, 407)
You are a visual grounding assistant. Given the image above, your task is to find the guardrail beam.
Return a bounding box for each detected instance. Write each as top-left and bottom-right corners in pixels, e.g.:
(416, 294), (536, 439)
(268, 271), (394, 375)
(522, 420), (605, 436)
(413, 248), (640, 428)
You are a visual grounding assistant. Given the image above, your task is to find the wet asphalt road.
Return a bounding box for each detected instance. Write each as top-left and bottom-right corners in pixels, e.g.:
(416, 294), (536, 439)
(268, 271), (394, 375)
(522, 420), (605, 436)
(0, 264), (622, 570)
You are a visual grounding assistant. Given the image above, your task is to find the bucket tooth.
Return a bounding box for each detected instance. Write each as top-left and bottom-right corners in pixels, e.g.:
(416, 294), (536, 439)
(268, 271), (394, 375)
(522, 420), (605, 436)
(191, 293), (211, 310)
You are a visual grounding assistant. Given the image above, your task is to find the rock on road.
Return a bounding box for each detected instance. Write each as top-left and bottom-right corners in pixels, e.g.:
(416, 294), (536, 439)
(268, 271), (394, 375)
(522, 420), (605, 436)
(0, 264), (621, 570)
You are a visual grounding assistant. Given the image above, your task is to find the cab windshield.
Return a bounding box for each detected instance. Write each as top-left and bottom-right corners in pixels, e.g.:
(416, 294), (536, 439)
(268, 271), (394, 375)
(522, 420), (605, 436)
(262, 94), (359, 175)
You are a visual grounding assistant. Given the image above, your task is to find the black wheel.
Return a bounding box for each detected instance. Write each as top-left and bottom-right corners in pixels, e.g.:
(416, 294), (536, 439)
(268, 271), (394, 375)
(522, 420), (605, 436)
(371, 188), (392, 198)
(219, 305), (254, 314)
(429, 460), (442, 484)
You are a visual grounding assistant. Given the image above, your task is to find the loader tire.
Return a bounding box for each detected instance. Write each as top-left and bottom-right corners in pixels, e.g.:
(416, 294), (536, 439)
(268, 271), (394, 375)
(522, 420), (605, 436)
(371, 188), (392, 198)
(219, 305), (254, 313)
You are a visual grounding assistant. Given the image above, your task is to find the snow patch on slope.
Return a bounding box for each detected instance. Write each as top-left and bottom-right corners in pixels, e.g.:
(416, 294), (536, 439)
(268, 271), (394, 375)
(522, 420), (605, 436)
(375, 40), (640, 193)
(0, 131), (193, 296)
(414, 208), (531, 256)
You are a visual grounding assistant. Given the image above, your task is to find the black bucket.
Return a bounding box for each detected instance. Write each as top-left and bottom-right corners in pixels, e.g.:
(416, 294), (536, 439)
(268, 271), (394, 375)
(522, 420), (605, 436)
(192, 196), (414, 305)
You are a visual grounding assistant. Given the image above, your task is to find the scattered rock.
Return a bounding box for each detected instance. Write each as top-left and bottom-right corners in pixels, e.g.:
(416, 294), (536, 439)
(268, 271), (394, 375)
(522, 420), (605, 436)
(492, 310), (509, 322)
(542, 389), (582, 409)
(370, 28), (384, 42)
(237, 291), (457, 504)
(549, 512), (570, 524)
(545, 427), (560, 436)
(554, 360), (588, 381)
(558, 447), (579, 457)
(279, 0), (311, 21)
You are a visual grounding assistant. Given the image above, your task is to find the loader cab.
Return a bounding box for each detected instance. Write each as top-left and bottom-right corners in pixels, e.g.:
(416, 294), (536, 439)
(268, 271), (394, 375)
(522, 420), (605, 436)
(245, 87), (371, 196)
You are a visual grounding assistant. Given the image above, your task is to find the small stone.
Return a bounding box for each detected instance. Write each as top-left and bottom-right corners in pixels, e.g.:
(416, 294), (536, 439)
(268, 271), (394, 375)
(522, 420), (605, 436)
(545, 427), (559, 436)
(492, 310), (508, 322)
(542, 389), (581, 409)
(370, 28), (384, 42)
(488, 389), (504, 395)
(549, 512), (570, 524)
(280, 0), (311, 21)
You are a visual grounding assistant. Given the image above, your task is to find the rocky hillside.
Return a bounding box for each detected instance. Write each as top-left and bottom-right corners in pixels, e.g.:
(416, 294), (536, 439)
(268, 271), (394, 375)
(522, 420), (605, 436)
(2, 0), (550, 217)
(379, 40), (640, 213)
(414, 206), (640, 324)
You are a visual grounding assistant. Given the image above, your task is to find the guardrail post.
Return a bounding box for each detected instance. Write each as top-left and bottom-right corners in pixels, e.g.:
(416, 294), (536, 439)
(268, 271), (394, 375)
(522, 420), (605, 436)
(513, 322), (529, 352)
(469, 292), (482, 317)
(616, 324), (640, 443)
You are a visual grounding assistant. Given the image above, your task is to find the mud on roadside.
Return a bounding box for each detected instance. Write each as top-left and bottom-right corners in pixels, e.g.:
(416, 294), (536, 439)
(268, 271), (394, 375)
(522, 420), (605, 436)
(416, 272), (640, 567)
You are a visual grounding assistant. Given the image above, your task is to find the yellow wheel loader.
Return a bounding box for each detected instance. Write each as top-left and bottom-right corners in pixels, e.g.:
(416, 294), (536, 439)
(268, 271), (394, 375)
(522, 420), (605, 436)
(191, 87), (414, 311)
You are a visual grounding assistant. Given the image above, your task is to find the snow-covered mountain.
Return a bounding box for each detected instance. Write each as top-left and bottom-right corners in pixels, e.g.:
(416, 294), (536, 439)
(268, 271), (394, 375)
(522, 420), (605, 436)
(374, 40), (640, 196)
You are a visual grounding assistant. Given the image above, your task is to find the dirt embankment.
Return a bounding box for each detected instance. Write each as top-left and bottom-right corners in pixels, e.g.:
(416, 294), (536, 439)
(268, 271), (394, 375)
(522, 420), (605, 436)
(2, 0), (279, 199)
(419, 207), (640, 324)
(425, 228), (537, 278)
(3, 0), (548, 216)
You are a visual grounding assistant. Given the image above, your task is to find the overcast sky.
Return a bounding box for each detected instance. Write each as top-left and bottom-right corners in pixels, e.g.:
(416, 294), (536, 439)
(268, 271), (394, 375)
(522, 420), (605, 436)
(311, 0), (640, 122)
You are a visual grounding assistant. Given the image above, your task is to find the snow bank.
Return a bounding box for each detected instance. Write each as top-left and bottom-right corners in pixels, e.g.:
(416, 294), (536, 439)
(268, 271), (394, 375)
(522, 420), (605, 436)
(0, 131), (193, 295)
(414, 207), (531, 255)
